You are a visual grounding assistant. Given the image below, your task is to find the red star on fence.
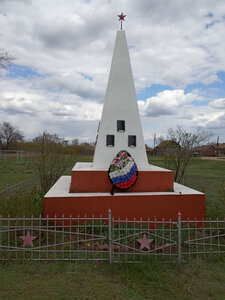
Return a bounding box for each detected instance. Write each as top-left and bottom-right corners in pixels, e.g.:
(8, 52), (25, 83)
(19, 230), (38, 248)
(137, 233), (153, 251)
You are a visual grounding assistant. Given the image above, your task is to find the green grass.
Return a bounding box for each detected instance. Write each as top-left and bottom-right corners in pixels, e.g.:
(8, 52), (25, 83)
(1, 260), (225, 299)
(149, 156), (225, 219)
(0, 157), (35, 190)
(0, 154), (93, 217)
(185, 158), (225, 219)
(0, 188), (43, 217)
(0, 154), (93, 191)
(64, 154), (93, 175)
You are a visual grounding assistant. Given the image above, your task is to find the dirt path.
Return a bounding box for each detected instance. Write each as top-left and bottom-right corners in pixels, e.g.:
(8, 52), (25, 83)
(200, 156), (225, 161)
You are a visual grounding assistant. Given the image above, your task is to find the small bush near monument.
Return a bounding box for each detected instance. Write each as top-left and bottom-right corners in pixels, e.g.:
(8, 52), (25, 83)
(0, 188), (43, 217)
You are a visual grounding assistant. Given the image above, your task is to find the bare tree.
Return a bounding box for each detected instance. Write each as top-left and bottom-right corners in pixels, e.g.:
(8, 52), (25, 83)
(0, 122), (24, 150)
(0, 49), (14, 69)
(160, 126), (214, 183)
(33, 131), (64, 154)
(71, 138), (79, 146)
(32, 132), (72, 193)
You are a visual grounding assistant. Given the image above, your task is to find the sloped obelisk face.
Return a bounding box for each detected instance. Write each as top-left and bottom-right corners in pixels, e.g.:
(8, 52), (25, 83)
(93, 30), (148, 169)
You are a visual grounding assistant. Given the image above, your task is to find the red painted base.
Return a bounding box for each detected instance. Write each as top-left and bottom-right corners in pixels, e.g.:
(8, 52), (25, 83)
(43, 176), (205, 221)
(43, 193), (205, 221)
(71, 169), (174, 193)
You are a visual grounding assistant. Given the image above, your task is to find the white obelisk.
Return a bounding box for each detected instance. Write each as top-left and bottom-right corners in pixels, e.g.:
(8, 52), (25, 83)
(93, 28), (148, 169)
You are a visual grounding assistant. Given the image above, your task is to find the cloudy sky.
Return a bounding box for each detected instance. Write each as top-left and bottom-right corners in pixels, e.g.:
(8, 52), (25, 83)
(0, 0), (225, 145)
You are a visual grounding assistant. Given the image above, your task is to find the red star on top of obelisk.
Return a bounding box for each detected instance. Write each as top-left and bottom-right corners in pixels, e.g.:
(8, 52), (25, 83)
(137, 233), (154, 251)
(118, 12), (126, 30)
(19, 230), (38, 248)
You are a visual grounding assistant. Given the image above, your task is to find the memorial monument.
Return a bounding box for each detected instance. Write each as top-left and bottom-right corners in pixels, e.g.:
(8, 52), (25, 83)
(43, 14), (205, 220)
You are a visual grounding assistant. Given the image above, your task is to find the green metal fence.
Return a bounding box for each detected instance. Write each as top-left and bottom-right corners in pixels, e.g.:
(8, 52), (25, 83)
(0, 150), (24, 163)
(1, 211), (225, 263)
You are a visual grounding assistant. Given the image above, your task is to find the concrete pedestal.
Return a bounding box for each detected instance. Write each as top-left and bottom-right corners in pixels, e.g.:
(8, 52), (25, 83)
(43, 171), (205, 221)
(71, 162), (174, 193)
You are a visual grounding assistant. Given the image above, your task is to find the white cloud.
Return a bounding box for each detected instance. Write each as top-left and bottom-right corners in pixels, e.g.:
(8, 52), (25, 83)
(138, 90), (196, 117)
(0, 0), (225, 144)
(209, 98), (225, 109)
(0, 78), (103, 141)
(139, 89), (224, 144)
(192, 111), (224, 127)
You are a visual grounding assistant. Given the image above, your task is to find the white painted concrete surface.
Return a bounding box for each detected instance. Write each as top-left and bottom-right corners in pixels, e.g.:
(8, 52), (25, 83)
(72, 162), (172, 172)
(93, 30), (148, 169)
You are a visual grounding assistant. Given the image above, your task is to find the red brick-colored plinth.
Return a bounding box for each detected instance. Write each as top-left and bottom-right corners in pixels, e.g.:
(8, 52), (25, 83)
(44, 193), (205, 221)
(71, 170), (174, 193)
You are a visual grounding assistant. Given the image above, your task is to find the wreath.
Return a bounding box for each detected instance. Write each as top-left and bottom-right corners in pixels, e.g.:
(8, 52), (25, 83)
(108, 150), (138, 195)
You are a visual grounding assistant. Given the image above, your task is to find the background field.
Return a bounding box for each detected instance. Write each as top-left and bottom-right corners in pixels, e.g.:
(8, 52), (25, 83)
(148, 156), (225, 219)
(0, 154), (92, 190)
(1, 154), (224, 218)
(1, 154), (225, 299)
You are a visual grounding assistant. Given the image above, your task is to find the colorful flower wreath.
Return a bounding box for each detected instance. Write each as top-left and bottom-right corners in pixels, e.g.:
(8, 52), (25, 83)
(108, 150), (138, 195)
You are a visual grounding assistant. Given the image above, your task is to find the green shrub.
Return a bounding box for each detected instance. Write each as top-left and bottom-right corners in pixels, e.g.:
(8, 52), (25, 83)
(0, 188), (43, 217)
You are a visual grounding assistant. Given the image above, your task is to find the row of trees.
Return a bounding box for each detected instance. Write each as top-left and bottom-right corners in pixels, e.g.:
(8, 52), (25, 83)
(0, 122), (94, 154)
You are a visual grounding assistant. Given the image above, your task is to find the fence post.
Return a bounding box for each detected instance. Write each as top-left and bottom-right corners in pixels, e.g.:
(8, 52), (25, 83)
(177, 212), (181, 262)
(35, 176), (39, 189)
(0, 215), (2, 259)
(5, 184), (9, 206)
(108, 209), (113, 265)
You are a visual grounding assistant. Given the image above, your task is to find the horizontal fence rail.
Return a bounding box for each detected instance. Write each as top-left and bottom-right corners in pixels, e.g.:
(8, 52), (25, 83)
(0, 150), (24, 163)
(181, 218), (225, 260)
(112, 216), (178, 263)
(0, 177), (39, 204)
(1, 212), (225, 263)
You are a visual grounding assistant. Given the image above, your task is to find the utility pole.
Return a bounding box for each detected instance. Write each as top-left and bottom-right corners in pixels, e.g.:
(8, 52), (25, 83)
(153, 133), (156, 156)
(217, 136), (220, 157)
